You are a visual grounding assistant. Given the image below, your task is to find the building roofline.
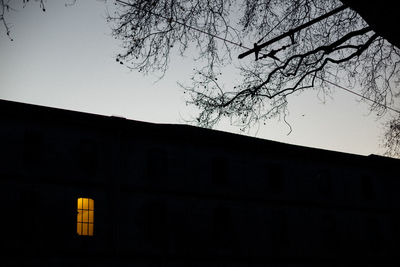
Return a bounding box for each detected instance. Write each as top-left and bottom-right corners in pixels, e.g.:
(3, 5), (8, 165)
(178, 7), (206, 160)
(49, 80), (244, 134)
(1, 98), (398, 166)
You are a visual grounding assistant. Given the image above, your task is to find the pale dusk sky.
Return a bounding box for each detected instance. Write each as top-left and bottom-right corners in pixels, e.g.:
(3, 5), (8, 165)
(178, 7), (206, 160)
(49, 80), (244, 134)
(0, 0), (396, 157)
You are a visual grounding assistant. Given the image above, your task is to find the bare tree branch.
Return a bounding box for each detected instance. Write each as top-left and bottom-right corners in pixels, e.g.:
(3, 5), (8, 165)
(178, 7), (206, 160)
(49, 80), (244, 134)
(3, 0), (399, 156)
(1, 0), (48, 40)
(109, 1), (400, 156)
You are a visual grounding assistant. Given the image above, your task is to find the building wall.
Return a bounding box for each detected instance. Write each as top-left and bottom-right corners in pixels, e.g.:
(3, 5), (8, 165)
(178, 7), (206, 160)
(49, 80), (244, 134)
(0, 100), (398, 266)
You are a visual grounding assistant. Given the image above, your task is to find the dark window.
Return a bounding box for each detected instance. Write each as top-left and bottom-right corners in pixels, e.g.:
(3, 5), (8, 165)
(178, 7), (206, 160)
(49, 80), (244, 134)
(23, 131), (43, 166)
(78, 140), (98, 175)
(212, 157), (228, 185)
(144, 202), (167, 248)
(271, 210), (289, 253)
(366, 217), (382, 253)
(361, 175), (375, 200)
(391, 214), (400, 251)
(212, 207), (233, 246)
(321, 214), (337, 250)
(268, 164), (284, 193)
(317, 170), (332, 196)
(19, 190), (39, 247)
(146, 149), (168, 180)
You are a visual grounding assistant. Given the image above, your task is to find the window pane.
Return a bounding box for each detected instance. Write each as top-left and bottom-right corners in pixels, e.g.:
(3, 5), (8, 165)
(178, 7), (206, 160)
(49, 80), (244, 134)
(23, 131), (43, 166)
(212, 158), (228, 185)
(147, 149), (168, 179)
(82, 223), (88, 235)
(83, 198), (88, 209)
(89, 199), (94, 210)
(88, 223), (94, 236)
(77, 210), (83, 222)
(268, 165), (284, 193)
(77, 198), (83, 209)
(82, 210), (89, 223)
(77, 222), (82, 235)
(362, 176), (375, 200)
(89, 211), (94, 223)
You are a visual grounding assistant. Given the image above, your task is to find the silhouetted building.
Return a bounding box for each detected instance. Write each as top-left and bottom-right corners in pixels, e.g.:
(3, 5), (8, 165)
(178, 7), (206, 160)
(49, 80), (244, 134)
(0, 99), (398, 266)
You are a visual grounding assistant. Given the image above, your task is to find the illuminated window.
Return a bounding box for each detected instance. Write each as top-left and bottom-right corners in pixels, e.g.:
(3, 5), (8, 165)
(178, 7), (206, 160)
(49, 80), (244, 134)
(77, 198), (94, 236)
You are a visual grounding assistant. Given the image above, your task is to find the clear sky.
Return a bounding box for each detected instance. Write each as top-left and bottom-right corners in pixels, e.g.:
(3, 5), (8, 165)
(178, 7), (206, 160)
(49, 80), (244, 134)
(0, 1), (396, 156)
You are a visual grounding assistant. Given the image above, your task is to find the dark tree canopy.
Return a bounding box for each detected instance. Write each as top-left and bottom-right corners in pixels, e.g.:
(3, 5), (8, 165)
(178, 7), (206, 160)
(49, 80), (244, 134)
(340, 0), (400, 49)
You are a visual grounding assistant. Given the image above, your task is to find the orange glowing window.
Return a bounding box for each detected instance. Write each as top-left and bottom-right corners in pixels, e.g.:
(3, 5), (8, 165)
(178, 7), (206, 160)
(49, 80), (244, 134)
(77, 198), (94, 236)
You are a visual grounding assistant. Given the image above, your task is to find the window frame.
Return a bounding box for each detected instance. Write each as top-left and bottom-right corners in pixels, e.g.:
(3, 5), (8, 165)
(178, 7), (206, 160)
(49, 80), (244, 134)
(77, 197), (94, 236)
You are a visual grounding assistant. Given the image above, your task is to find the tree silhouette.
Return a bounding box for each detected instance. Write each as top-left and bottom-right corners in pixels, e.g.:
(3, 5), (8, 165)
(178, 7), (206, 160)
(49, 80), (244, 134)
(2, 0), (399, 156)
(111, 0), (400, 156)
(0, 0), (47, 40)
(384, 117), (400, 157)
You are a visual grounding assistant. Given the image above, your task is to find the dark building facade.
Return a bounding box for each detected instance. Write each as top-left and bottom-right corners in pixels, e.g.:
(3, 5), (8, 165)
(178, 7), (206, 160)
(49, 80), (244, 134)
(0, 99), (399, 266)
